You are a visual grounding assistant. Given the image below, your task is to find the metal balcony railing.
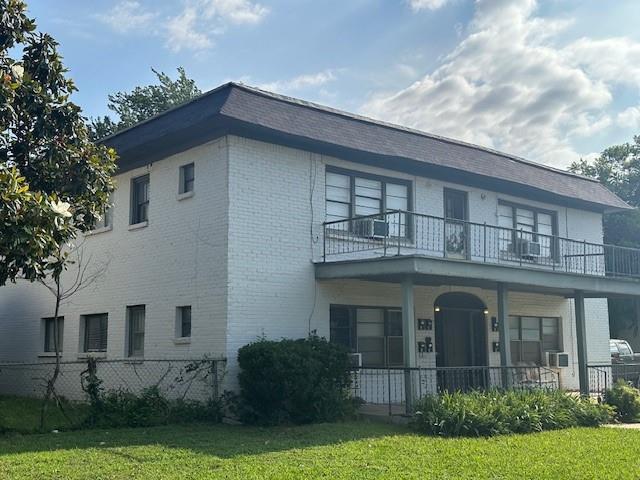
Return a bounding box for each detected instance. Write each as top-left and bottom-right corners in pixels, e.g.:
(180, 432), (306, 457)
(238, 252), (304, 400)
(323, 210), (640, 280)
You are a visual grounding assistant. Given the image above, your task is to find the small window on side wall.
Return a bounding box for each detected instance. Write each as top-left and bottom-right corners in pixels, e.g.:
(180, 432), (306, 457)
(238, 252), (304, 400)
(43, 316), (64, 353)
(127, 305), (145, 357)
(176, 306), (192, 338)
(83, 313), (108, 353)
(179, 163), (195, 195)
(130, 174), (150, 224)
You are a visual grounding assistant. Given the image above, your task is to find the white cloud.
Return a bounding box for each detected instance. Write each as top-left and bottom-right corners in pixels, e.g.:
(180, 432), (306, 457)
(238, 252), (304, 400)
(166, 6), (214, 52)
(165, 0), (268, 52)
(617, 106), (640, 129)
(362, 0), (640, 167)
(96, 1), (156, 34)
(408, 0), (453, 11)
(258, 70), (338, 94)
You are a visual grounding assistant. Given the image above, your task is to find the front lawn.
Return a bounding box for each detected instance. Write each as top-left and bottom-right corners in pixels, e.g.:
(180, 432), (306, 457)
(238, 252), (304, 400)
(1, 422), (640, 479)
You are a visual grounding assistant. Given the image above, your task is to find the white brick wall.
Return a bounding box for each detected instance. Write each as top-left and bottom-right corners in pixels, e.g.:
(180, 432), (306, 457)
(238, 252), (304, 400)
(0, 137), (229, 367)
(0, 133), (612, 396)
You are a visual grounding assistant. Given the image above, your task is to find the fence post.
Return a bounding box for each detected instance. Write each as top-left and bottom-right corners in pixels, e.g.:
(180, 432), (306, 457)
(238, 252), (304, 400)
(210, 360), (219, 400)
(583, 240), (587, 274)
(322, 224), (326, 262)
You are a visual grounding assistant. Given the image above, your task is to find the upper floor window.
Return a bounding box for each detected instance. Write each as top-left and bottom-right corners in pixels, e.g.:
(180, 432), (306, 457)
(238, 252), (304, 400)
(43, 316), (64, 353)
(83, 313), (108, 353)
(179, 163), (195, 195)
(498, 201), (557, 259)
(130, 174), (150, 225)
(325, 168), (411, 237)
(93, 195), (113, 230)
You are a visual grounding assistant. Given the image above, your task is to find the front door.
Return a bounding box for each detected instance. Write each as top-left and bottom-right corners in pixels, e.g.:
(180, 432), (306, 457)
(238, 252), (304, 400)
(435, 308), (487, 391)
(444, 189), (468, 258)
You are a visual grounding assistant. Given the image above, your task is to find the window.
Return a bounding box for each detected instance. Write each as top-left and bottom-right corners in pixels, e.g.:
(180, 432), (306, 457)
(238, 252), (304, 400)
(176, 306), (191, 338)
(179, 163), (195, 194)
(130, 174), (149, 224)
(509, 316), (561, 365)
(498, 201), (557, 258)
(127, 306), (145, 357)
(329, 305), (403, 367)
(83, 314), (108, 353)
(43, 317), (64, 353)
(93, 196), (113, 230)
(325, 168), (411, 237)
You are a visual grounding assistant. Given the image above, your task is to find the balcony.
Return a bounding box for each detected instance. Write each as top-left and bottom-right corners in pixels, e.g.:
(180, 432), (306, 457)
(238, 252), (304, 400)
(322, 210), (640, 281)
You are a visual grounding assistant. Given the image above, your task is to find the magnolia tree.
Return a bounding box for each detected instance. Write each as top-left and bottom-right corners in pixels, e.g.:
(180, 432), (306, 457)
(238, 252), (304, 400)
(1, 0), (116, 286)
(1, 0), (116, 425)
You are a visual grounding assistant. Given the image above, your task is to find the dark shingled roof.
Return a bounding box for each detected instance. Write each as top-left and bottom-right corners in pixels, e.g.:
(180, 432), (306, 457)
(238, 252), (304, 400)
(105, 82), (630, 213)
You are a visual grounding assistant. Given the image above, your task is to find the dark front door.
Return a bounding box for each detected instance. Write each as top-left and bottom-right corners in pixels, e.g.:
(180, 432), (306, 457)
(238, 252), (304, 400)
(435, 308), (487, 391)
(444, 189), (468, 258)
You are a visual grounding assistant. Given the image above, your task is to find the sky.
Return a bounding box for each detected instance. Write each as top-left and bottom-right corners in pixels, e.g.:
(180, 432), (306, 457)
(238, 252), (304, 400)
(27, 0), (640, 168)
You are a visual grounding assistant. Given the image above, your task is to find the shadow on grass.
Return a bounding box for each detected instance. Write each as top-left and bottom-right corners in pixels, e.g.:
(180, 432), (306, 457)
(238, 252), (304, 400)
(0, 396), (88, 434)
(0, 421), (410, 459)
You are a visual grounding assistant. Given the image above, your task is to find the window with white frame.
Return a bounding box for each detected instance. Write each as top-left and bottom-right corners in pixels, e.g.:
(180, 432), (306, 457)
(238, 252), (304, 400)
(130, 174), (149, 224)
(127, 305), (145, 357)
(176, 306), (191, 338)
(509, 316), (561, 365)
(82, 313), (108, 353)
(93, 195), (113, 230)
(498, 201), (557, 259)
(179, 163), (195, 194)
(43, 316), (64, 353)
(325, 168), (411, 237)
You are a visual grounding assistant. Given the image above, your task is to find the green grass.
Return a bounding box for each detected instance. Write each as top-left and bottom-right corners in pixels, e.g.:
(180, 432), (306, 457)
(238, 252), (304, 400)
(1, 422), (640, 479)
(0, 396), (88, 433)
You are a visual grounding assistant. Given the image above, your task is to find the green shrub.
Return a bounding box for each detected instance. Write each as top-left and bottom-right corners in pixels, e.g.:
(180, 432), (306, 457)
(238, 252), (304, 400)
(412, 389), (612, 437)
(236, 335), (355, 425)
(605, 380), (640, 423)
(85, 386), (222, 428)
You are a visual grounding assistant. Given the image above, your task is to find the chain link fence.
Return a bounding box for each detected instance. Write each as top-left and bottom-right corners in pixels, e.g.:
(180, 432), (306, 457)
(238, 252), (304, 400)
(0, 358), (226, 403)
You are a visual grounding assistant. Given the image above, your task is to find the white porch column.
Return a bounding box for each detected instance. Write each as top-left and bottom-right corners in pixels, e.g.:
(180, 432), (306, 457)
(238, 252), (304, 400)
(574, 291), (589, 396)
(497, 283), (511, 387)
(402, 277), (416, 412)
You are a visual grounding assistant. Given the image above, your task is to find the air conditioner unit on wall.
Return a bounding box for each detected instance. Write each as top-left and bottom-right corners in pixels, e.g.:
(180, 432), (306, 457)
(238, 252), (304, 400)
(546, 352), (569, 368)
(354, 218), (389, 239)
(349, 352), (363, 367)
(509, 238), (541, 258)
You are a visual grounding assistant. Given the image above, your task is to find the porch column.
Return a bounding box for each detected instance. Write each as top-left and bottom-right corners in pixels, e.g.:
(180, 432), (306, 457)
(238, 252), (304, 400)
(402, 277), (416, 413)
(574, 291), (589, 396)
(497, 283), (511, 387)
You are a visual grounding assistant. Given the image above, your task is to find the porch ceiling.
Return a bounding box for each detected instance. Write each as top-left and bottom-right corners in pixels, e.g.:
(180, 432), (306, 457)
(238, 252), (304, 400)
(315, 255), (640, 298)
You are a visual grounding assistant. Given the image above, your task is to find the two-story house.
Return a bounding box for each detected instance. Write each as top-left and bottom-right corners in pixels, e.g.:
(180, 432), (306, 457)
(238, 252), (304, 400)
(1, 83), (638, 403)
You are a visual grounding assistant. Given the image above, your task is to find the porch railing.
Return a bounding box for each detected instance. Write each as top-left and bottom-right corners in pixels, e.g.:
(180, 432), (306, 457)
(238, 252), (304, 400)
(587, 363), (640, 398)
(323, 210), (640, 280)
(351, 365), (560, 416)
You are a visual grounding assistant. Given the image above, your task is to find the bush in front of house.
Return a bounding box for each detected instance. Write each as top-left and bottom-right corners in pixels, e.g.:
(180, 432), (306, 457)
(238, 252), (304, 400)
(411, 389), (613, 437)
(236, 335), (355, 425)
(85, 386), (223, 428)
(604, 380), (640, 423)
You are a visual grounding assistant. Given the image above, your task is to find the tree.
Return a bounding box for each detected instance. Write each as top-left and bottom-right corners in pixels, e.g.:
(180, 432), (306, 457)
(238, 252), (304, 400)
(1, 0), (116, 287)
(569, 135), (640, 336)
(89, 67), (202, 139)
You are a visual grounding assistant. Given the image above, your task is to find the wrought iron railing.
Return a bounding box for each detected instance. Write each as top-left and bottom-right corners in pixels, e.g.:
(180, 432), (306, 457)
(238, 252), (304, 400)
(351, 365), (560, 415)
(323, 210), (640, 279)
(587, 363), (640, 398)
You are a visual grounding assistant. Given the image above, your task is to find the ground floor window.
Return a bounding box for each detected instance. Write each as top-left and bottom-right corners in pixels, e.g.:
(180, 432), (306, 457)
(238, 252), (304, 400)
(509, 316), (561, 365)
(329, 305), (403, 367)
(43, 316), (64, 353)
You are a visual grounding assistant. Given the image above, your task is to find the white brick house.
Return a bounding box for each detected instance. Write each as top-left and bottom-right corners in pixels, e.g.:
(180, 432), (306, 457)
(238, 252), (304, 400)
(1, 83), (638, 401)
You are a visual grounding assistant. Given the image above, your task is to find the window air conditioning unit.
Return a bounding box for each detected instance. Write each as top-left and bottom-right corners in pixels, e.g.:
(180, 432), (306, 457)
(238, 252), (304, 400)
(354, 218), (389, 239)
(509, 238), (541, 258)
(349, 352), (363, 367)
(546, 352), (569, 368)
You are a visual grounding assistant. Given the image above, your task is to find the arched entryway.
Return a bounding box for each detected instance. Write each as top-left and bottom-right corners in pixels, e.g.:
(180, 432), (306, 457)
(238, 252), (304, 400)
(434, 292), (488, 390)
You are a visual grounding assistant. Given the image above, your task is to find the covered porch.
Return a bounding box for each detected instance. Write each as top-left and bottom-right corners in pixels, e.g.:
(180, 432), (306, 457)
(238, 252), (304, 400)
(316, 255), (640, 414)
